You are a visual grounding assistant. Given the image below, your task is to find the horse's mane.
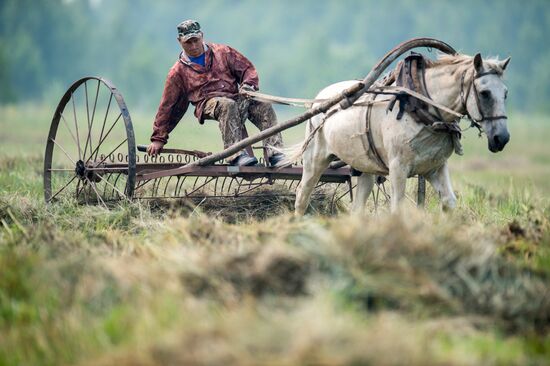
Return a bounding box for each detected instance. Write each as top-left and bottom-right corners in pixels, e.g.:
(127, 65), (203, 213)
(426, 53), (505, 75)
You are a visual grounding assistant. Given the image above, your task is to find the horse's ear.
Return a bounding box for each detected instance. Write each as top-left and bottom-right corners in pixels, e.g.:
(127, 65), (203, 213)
(473, 53), (483, 73)
(499, 56), (511, 71)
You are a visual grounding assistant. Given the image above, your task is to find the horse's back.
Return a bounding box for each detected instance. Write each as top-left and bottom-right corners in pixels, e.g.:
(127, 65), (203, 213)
(315, 80), (361, 100)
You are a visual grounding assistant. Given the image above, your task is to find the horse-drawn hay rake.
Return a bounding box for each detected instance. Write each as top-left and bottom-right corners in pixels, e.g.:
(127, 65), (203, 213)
(44, 38), (456, 212)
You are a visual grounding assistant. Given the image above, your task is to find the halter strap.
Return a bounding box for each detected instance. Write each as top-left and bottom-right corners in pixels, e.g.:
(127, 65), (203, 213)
(461, 68), (507, 123)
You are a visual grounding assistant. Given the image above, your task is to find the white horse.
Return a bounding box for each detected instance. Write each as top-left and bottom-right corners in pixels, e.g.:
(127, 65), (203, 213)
(287, 53), (511, 214)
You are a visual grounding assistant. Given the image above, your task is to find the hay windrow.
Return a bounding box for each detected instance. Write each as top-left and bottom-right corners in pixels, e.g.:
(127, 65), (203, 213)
(146, 184), (347, 223)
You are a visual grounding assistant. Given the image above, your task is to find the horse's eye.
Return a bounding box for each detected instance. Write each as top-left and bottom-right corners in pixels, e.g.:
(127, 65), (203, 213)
(480, 90), (491, 99)
(504, 90), (508, 99)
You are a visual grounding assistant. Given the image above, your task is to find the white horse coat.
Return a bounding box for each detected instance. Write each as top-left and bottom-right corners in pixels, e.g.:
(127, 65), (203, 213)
(289, 54), (511, 214)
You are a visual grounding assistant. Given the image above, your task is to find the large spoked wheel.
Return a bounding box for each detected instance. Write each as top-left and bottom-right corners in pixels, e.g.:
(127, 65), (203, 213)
(44, 77), (136, 206)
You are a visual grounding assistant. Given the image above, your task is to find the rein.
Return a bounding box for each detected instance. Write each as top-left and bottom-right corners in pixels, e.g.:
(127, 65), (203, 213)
(242, 86), (464, 119)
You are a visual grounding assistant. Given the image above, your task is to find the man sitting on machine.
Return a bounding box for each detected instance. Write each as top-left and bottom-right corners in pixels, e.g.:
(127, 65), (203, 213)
(147, 19), (285, 167)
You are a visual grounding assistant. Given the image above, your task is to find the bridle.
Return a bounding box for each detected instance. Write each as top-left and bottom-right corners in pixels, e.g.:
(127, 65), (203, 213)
(460, 68), (508, 126)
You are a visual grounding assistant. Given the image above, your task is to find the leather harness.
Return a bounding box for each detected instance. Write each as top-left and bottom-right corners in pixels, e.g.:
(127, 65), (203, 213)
(363, 52), (507, 171)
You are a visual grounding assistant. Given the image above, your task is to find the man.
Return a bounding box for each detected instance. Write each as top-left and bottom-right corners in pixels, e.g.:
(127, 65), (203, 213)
(147, 19), (284, 166)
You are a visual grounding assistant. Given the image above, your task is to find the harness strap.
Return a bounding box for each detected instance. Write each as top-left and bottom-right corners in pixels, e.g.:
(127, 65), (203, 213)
(365, 102), (389, 172)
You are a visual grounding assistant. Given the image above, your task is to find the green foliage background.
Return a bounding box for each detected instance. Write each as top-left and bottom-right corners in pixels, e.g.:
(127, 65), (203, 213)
(1, 0), (549, 112)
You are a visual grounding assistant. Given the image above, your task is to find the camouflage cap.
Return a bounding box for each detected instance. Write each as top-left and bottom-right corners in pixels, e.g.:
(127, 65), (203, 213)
(177, 20), (202, 41)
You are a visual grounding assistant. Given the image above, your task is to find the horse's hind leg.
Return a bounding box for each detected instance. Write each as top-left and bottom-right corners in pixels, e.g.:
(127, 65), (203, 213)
(295, 152), (332, 216)
(351, 173), (375, 214)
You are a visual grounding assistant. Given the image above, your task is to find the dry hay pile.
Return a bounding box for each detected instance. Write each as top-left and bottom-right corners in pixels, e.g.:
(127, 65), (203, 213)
(171, 211), (550, 331)
(149, 183), (348, 223)
(314, 213), (550, 330)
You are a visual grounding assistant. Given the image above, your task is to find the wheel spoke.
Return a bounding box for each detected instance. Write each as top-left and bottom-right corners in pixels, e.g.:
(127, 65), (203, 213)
(86, 112), (122, 163)
(91, 92), (113, 162)
(49, 175), (77, 202)
(94, 138), (127, 166)
(60, 113), (82, 158)
(85, 176), (107, 208)
(88, 80), (101, 157)
(71, 92), (82, 161)
(50, 138), (77, 165)
(83, 81), (93, 159)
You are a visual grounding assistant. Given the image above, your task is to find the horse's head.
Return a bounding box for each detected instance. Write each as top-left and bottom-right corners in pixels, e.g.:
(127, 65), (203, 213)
(464, 53), (511, 152)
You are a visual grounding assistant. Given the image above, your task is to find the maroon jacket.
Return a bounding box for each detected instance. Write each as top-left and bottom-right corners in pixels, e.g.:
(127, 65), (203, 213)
(151, 43), (259, 144)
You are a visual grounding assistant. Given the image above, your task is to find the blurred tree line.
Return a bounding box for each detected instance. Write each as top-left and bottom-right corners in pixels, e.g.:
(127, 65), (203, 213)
(1, 0), (549, 113)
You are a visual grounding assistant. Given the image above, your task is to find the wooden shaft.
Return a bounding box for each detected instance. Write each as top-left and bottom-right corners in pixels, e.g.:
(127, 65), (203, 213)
(146, 38), (457, 181)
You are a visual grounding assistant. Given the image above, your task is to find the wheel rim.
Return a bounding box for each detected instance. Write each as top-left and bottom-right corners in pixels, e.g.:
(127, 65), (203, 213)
(44, 77), (136, 205)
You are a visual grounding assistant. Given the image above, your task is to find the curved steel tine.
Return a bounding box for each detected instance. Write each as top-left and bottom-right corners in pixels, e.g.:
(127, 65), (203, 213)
(220, 176), (228, 194)
(374, 184), (380, 212)
(112, 173), (123, 199)
(381, 181), (390, 201)
(235, 178), (244, 197)
(163, 175), (173, 197)
(173, 176), (181, 197)
(329, 183), (342, 214)
(176, 176), (187, 197)
(226, 177), (236, 195)
(96, 172), (126, 201)
(289, 179), (297, 191)
(152, 177), (161, 197)
(101, 173), (110, 199)
(334, 181), (353, 205)
(75, 178), (82, 201)
(188, 176), (200, 196)
(85, 176), (107, 208)
(103, 172), (115, 200)
(82, 178), (90, 205)
(213, 176), (219, 196)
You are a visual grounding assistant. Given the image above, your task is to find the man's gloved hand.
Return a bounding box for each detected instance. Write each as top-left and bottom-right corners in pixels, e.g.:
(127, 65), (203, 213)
(239, 84), (256, 94)
(147, 141), (165, 156)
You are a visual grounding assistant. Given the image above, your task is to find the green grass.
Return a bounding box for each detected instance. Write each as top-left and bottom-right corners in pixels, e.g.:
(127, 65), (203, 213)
(1, 105), (550, 365)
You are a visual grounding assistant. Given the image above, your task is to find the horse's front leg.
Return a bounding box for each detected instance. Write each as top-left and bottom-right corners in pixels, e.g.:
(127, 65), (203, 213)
(388, 159), (409, 212)
(425, 162), (457, 211)
(295, 153), (332, 216)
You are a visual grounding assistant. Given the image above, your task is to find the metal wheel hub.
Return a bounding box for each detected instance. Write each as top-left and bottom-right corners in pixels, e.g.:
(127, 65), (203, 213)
(74, 159), (102, 183)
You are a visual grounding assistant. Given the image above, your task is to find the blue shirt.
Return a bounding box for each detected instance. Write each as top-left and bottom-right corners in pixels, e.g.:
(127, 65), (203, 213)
(188, 53), (206, 67)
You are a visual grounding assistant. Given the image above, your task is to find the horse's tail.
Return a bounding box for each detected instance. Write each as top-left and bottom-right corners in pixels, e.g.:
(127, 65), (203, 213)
(272, 141), (305, 168)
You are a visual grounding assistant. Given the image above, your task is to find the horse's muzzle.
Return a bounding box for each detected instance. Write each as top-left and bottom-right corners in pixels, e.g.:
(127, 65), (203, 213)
(489, 131), (510, 152)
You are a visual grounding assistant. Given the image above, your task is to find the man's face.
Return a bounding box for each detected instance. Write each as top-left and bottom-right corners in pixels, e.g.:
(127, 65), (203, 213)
(179, 35), (204, 58)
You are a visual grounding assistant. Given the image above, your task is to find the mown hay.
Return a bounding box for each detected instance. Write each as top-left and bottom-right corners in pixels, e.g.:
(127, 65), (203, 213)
(148, 183), (348, 223)
(316, 212), (550, 330)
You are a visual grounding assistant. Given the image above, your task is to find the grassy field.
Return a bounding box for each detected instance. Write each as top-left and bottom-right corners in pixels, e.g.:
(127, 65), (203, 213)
(1, 103), (550, 365)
